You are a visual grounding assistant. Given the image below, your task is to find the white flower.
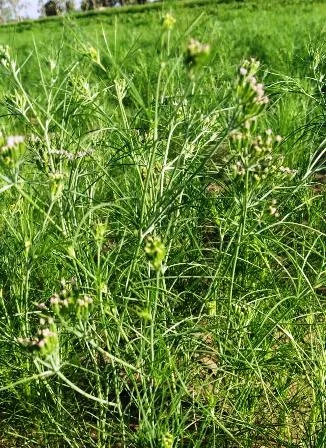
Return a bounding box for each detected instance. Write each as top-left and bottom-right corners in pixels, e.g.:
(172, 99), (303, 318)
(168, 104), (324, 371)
(6, 135), (24, 148)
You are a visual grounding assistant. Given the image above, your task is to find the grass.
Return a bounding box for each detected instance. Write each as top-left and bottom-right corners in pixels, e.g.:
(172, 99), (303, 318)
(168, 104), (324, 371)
(0, 0), (325, 446)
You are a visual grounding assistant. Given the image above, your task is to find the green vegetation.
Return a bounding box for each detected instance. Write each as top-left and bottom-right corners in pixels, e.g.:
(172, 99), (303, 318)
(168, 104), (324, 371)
(0, 0), (325, 446)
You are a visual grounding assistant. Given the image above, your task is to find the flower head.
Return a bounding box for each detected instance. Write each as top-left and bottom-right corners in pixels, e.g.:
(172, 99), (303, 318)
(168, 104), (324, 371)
(184, 38), (210, 74)
(145, 236), (166, 271)
(162, 13), (176, 30)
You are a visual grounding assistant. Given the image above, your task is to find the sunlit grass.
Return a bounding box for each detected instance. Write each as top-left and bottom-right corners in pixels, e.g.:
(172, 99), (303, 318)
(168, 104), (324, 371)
(0, 1), (325, 446)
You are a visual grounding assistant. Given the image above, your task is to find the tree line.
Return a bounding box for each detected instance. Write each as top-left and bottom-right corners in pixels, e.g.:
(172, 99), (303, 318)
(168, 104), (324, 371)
(44, 0), (149, 16)
(0, 0), (152, 22)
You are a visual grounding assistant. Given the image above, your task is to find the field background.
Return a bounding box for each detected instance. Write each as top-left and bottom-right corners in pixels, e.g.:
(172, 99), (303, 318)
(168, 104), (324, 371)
(0, 0), (325, 447)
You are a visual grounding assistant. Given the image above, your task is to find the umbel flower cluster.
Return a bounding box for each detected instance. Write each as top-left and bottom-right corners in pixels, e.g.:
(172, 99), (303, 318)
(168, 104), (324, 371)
(68, 73), (96, 103)
(225, 59), (297, 184)
(228, 128), (296, 183)
(83, 45), (101, 65)
(18, 279), (93, 357)
(0, 44), (10, 69)
(0, 134), (25, 181)
(48, 148), (94, 161)
(145, 236), (166, 272)
(184, 38), (210, 75)
(162, 13), (176, 30)
(18, 317), (58, 357)
(236, 58), (269, 117)
(162, 432), (174, 448)
(0, 134), (24, 168)
(48, 278), (93, 321)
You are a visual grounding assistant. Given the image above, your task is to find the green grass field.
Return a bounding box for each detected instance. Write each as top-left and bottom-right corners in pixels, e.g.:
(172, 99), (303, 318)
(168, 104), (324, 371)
(0, 0), (325, 446)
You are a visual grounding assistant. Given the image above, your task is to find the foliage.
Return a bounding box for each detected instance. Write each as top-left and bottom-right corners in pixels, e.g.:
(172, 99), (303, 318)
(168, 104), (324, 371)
(0, 0), (325, 447)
